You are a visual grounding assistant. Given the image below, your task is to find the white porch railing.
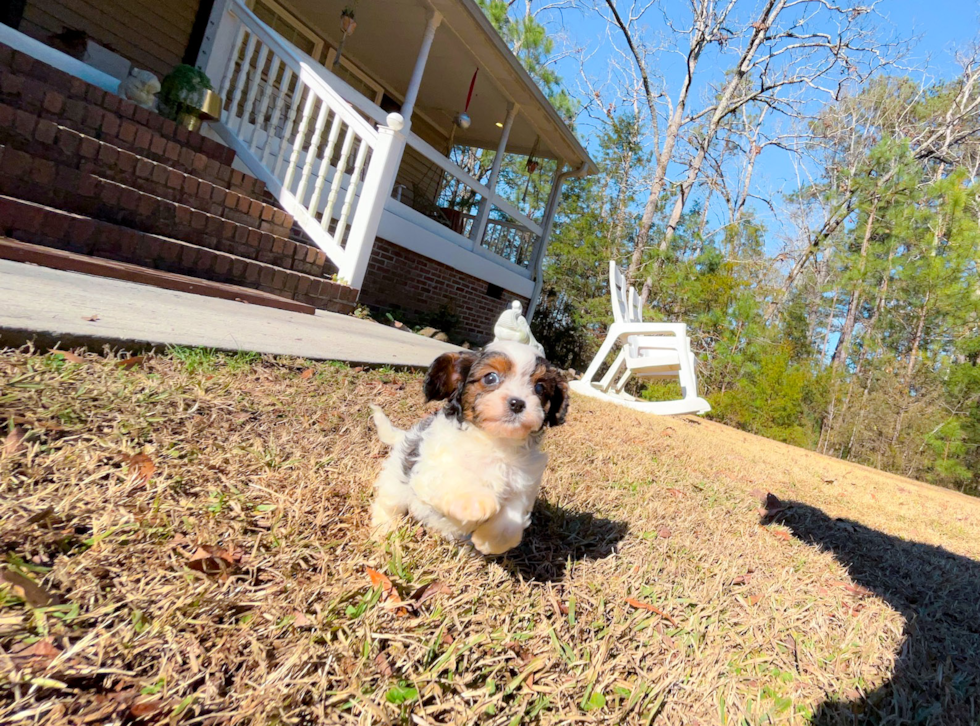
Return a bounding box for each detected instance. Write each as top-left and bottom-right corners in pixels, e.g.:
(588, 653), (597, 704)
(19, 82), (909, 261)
(202, 0), (404, 289)
(200, 0), (547, 287)
(455, 213), (537, 268)
(400, 134), (543, 270)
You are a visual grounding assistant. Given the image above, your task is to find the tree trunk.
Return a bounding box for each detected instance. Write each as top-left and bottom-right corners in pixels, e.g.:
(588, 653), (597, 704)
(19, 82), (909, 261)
(839, 245), (894, 457)
(891, 290), (930, 447)
(831, 198), (878, 371)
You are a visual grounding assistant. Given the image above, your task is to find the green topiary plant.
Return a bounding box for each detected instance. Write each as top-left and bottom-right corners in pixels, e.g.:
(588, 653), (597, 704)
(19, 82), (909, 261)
(158, 64), (213, 122)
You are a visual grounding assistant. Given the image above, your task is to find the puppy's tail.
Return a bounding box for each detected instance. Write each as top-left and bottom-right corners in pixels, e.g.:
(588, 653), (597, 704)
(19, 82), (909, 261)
(370, 404), (405, 447)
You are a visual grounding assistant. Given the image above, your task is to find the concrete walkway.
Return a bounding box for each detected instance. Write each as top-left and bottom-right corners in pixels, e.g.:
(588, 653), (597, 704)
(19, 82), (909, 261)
(0, 260), (459, 367)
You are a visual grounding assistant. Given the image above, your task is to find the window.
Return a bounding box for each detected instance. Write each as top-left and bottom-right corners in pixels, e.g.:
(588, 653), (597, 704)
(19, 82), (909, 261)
(249, 0), (323, 59)
(325, 49), (384, 105)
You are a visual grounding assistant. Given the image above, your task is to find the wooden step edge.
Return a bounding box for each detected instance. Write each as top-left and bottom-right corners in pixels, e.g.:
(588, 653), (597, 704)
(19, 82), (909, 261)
(0, 237), (316, 316)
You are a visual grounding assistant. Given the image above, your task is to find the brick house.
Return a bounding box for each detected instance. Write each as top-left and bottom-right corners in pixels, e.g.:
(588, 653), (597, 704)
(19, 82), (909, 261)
(0, 0), (595, 342)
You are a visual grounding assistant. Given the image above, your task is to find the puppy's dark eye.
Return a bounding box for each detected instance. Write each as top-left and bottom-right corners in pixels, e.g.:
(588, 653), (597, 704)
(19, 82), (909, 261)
(534, 382), (546, 395)
(483, 372), (499, 386)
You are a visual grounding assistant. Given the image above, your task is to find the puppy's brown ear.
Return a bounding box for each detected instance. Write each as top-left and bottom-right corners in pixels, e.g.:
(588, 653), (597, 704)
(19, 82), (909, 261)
(423, 351), (477, 402)
(544, 367), (569, 427)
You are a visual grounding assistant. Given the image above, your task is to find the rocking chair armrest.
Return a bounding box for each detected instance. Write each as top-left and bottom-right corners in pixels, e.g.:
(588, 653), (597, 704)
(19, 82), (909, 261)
(607, 322), (687, 340)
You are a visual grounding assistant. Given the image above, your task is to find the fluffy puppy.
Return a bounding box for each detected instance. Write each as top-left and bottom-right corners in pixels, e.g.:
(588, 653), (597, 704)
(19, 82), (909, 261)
(370, 340), (568, 555)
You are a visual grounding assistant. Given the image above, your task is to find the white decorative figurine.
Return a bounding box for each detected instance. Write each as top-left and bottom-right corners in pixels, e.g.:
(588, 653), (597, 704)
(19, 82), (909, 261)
(119, 68), (161, 110)
(493, 300), (545, 356)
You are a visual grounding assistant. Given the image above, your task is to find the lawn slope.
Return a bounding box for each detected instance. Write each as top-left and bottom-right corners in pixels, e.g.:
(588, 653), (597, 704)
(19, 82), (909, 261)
(1, 348), (978, 724)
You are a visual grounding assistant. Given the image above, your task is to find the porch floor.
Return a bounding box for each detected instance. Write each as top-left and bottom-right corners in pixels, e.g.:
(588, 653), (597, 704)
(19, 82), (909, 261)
(0, 259), (459, 366)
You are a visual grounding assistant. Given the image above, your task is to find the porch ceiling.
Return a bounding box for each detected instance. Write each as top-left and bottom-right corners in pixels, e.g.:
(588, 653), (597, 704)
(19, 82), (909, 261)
(279, 0), (595, 172)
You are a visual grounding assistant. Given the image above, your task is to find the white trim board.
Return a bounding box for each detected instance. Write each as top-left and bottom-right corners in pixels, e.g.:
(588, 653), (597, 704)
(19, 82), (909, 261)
(378, 202), (534, 298)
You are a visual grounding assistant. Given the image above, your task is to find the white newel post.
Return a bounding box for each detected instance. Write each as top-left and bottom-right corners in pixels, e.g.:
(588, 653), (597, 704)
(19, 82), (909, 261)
(340, 113), (409, 290)
(470, 103), (518, 244)
(195, 0), (239, 88)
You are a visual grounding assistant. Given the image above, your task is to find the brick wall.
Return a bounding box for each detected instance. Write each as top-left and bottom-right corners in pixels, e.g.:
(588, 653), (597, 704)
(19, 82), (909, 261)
(358, 237), (530, 344)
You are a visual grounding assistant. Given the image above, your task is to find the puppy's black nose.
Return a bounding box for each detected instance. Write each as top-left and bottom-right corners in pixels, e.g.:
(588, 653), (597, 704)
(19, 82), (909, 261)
(508, 397), (526, 413)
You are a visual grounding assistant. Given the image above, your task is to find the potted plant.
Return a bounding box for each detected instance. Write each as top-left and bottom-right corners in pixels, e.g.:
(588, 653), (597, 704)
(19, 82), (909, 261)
(158, 64), (218, 131)
(340, 6), (357, 35)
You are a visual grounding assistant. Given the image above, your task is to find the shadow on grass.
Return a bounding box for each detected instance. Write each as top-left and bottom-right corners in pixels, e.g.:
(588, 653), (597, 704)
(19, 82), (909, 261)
(761, 500), (980, 725)
(505, 500), (628, 583)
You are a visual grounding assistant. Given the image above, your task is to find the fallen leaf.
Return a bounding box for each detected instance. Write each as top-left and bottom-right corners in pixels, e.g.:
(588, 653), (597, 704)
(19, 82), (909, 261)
(84, 314), (100, 322)
(731, 572), (753, 586)
(186, 545), (240, 579)
(116, 356), (145, 370)
(666, 488), (684, 498)
(409, 580), (451, 605)
(300, 368), (314, 379)
(1, 567), (59, 607)
(366, 567), (394, 594)
(829, 581), (873, 598)
(657, 528), (672, 539)
(441, 632), (454, 646)
(26, 507), (63, 528)
(10, 638), (61, 661)
(353, 366), (365, 373)
(366, 567), (406, 614)
(3, 426), (27, 457)
(661, 428), (675, 437)
(292, 610), (313, 628)
(129, 699), (167, 718)
(782, 634), (799, 670)
(374, 651), (393, 677)
(747, 595), (763, 606)
(770, 529), (791, 542)
(625, 597), (677, 626)
(53, 350), (86, 363)
(123, 453), (155, 485)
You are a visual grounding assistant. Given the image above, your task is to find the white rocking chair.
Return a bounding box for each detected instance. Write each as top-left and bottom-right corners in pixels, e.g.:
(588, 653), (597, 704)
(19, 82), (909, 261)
(569, 262), (711, 416)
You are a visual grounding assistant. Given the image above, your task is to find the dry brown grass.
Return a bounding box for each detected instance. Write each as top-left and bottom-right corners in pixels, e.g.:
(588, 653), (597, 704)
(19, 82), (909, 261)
(1, 346), (979, 725)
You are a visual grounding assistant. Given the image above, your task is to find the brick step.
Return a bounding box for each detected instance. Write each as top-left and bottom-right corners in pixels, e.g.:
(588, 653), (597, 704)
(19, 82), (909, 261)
(0, 45), (267, 201)
(261, 188), (324, 252)
(0, 236), (315, 316)
(0, 104), (295, 238)
(0, 145), (329, 279)
(0, 42), (231, 165)
(0, 195), (357, 313)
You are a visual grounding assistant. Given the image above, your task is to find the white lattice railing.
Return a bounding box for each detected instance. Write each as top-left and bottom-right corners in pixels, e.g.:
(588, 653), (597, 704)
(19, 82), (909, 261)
(203, 0), (404, 289)
(400, 134), (543, 272)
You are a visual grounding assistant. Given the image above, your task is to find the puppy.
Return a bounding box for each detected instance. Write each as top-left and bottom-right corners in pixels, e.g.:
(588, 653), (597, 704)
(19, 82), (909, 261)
(370, 340), (568, 555)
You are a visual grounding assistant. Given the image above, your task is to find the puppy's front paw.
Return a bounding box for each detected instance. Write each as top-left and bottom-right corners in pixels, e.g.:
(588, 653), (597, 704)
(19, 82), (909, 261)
(471, 528), (522, 555)
(445, 489), (500, 524)
(370, 500), (401, 535)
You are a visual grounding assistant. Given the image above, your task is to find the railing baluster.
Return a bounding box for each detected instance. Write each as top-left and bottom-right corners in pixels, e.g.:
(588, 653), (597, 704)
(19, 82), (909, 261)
(261, 65), (293, 166)
(281, 88), (316, 193)
(295, 98), (330, 208)
(274, 82), (307, 179)
(238, 43), (269, 136)
(226, 31), (257, 128)
(335, 140), (369, 245)
(308, 112), (343, 217)
(248, 55), (280, 151)
(217, 22), (247, 111)
(321, 126), (355, 231)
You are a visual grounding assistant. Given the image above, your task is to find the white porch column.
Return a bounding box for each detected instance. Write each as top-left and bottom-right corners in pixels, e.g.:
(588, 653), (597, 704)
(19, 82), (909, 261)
(341, 113), (409, 290)
(526, 161), (588, 320)
(469, 103), (519, 244)
(401, 10), (442, 121)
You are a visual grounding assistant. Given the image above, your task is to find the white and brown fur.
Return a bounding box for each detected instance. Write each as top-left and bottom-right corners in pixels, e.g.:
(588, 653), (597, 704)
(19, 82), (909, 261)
(370, 341), (569, 555)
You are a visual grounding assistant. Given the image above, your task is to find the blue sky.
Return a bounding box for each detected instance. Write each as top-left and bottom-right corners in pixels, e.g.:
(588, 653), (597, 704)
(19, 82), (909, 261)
(536, 0), (980, 254)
